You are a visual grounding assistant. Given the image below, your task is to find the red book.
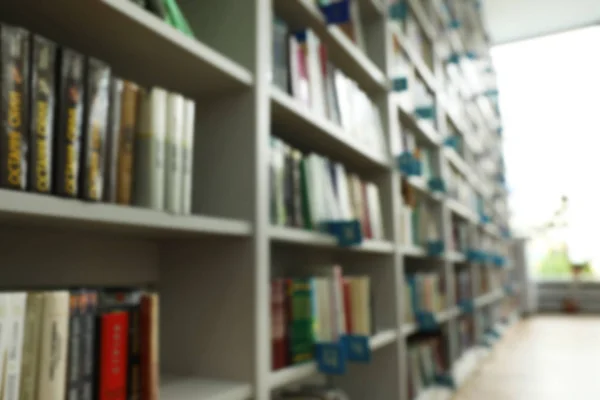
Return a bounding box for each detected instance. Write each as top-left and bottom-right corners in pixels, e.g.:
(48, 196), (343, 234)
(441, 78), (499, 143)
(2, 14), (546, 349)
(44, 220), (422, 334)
(343, 280), (353, 334)
(99, 311), (129, 400)
(361, 182), (372, 239)
(271, 280), (287, 370)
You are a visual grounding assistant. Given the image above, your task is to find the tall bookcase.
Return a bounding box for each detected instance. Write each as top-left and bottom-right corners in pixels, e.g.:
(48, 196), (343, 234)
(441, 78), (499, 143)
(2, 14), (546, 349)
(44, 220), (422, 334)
(0, 0), (517, 399)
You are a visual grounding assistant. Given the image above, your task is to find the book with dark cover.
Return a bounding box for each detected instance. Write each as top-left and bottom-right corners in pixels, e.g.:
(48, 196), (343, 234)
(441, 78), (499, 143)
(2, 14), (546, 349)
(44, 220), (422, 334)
(54, 47), (85, 197)
(146, 0), (167, 19)
(79, 290), (97, 400)
(96, 311), (129, 400)
(271, 18), (288, 92)
(116, 81), (138, 205)
(80, 57), (110, 201)
(271, 279), (287, 370)
(283, 144), (294, 227)
(0, 24), (29, 190)
(290, 149), (304, 228)
(66, 292), (82, 400)
(103, 78), (123, 203)
(28, 35), (56, 194)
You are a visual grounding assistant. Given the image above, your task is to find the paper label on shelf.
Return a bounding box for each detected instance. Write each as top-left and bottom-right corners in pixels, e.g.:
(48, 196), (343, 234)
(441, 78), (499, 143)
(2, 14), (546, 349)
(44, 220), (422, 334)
(435, 373), (456, 389)
(426, 240), (445, 257)
(319, 0), (351, 24)
(397, 151), (421, 176)
(415, 106), (436, 120)
(428, 177), (446, 193)
(315, 341), (347, 375)
(323, 219), (362, 247)
(415, 311), (438, 332)
(389, 1), (407, 20)
(343, 335), (371, 363)
(392, 77), (408, 92)
(458, 299), (474, 314)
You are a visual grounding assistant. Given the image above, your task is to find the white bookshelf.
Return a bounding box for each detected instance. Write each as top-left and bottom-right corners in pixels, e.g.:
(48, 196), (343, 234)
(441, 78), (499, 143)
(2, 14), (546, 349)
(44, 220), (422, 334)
(0, 0), (514, 399)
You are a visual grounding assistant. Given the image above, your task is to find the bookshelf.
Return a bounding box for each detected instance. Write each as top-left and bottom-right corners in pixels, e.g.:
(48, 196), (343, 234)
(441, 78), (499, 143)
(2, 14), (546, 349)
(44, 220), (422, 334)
(0, 0), (517, 399)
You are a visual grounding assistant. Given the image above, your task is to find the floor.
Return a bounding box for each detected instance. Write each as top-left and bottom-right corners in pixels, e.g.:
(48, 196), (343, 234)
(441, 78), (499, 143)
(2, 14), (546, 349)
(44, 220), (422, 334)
(454, 315), (600, 400)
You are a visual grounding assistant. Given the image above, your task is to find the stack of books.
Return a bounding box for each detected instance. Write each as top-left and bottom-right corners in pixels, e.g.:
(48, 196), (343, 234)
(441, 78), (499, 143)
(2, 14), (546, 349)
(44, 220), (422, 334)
(0, 289), (159, 400)
(405, 273), (447, 320)
(271, 267), (372, 370)
(0, 23), (196, 215)
(407, 338), (448, 399)
(270, 137), (385, 240)
(456, 269), (472, 304)
(271, 20), (386, 158)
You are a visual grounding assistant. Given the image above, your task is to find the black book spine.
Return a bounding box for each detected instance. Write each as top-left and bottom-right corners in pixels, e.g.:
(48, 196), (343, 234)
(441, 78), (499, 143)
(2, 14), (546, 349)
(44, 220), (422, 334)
(29, 34), (56, 194)
(291, 150), (303, 227)
(79, 290), (97, 400)
(80, 57), (110, 201)
(127, 303), (141, 400)
(283, 144), (294, 227)
(0, 24), (29, 190)
(67, 292), (82, 400)
(54, 47), (84, 197)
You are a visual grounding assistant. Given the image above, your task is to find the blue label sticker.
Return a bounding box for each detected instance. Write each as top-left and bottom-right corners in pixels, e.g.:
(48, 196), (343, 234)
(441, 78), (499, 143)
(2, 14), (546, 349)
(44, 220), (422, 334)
(320, 0), (351, 25)
(415, 311), (439, 332)
(392, 76), (408, 92)
(444, 135), (460, 149)
(324, 219), (363, 247)
(466, 51), (478, 60)
(486, 328), (501, 339)
(427, 240), (445, 257)
(397, 152), (421, 176)
(428, 177), (446, 193)
(294, 30), (307, 43)
(449, 19), (461, 30)
(315, 341), (347, 375)
(344, 335), (371, 363)
(436, 373), (456, 389)
(415, 106), (436, 120)
(447, 53), (461, 64)
(458, 299), (475, 314)
(389, 1), (407, 20)
(484, 89), (499, 98)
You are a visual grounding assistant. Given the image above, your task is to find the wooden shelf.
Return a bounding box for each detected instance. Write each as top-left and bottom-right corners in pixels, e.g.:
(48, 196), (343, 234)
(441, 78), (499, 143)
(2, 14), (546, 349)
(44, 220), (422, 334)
(1, 0), (253, 98)
(0, 190), (252, 238)
(161, 376), (253, 400)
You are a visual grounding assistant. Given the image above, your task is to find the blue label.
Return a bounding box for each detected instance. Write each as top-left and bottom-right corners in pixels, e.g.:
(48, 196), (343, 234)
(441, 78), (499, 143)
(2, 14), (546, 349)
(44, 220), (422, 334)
(320, 0), (351, 24)
(416, 311), (439, 332)
(466, 249), (485, 263)
(484, 89), (499, 97)
(486, 328), (501, 339)
(294, 30), (307, 43)
(436, 373), (456, 389)
(428, 177), (446, 193)
(392, 77), (408, 92)
(389, 1), (407, 20)
(427, 240), (445, 257)
(344, 335), (371, 363)
(415, 106), (436, 120)
(444, 135), (459, 149)
(397, 152), (421, 176)
(324, 219), (362, 247)
(492, 255), (506, 268)
(447, 53), (460, 64)
(449, 19), (461, 30)
(479, 213), (491, 224)
(466, 51), (478, 60)
(315, 341), (347, 375)
(458, 299), (474, 314)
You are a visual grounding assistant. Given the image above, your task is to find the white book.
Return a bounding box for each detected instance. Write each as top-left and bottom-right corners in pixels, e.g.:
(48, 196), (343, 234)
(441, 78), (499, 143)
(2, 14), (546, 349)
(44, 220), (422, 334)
(333, 163), (352, 220)
(37, 291), (69, 400)
(334, 72), (352, 132)
(165, 93), (185, 214)
(331, 266), (346, 339)
(134, 87), (167, 210)
(181, 99), (196, 215)
(306, 31), (327, 118)
(306, 154), (325, 227)
(366, 183), (384, 240)
(3, 293), (26, 400)
(0, 295), (10, 395)
(320, 158), (341, 222)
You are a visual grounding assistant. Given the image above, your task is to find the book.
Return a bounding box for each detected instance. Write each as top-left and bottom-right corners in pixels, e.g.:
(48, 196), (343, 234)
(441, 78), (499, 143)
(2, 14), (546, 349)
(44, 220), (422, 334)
(0, 24), (29, 191)
(28, 34), (56, 194)
(271, 18), (289, 92)
(140, 293), (159, 400)
(181, 99), (195, 215)
(134, 87), (167, 211)
(3, 292), (27, 400)
(18, 292), (44, 400)
(97, 311), (129, 400)
(103, 78), (123, 203)
(81, 57), (111, 201)
(79, 291), (97, 400)
(54, 47), (85, 197)
(286, 279), (313, 364)
(271, 280), (287, 370)
(116, 81), (139, 205)
(37, 291), (70, 400)
(66, 292), (82, 400)
(164, 93), (184, 214)
(288, 34), (310, 107)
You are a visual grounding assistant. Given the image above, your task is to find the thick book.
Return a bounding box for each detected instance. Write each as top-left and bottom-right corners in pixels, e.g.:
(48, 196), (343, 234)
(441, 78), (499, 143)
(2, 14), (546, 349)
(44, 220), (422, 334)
(66, 292), (82, 400)
(81, 58), (111, 201)
(79, 290), (97, 400)
(0, 24), (29, 190)
(38, 291), (70, 400)
(28, 35), (56, 194)
(134, 87), (167, 211)
(3, 293), (27, 400)
(180, 99), (195, 215)
(286, 279), (313, 364)
(103, 78), (123, 203)
(97, 311), (129, 400)
(164, 93), (184, 214)
(140, 293), (159, 400)
(116, 81), (139, 205)
(271, 280), (287, 370)
(54, 47), (85, 197)
(18, 292), (44, 400)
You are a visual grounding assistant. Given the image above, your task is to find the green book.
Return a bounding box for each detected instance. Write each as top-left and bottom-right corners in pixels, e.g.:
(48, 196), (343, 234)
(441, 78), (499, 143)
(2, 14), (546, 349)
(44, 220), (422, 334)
(287, 279), (314, 364)
(300, 159), (313, 231)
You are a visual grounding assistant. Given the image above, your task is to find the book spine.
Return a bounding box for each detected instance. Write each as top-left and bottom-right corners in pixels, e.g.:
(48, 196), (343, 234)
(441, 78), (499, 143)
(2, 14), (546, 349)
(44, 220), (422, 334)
(180, 99), (195, 215)
(103, 78), (123, 203)
(3, 293), (27, 400)
(0, 24), (29, 190)
(79, 291), (97, 400)
(54, 47), (85, 197)
(133, 87), (166, 210)
(291, 150), (303, 228)
(81, 57), (111, 201)
(98, 311), (129, 400)
(271, 280), (286, 370)
(28, 35), (56, 194)
(164, 93), (184, 214)
(342, 280), (352, 334)
(18, 293), (44, 400)
(283, 144), (294, 227)
(116, 81), (139, 205)
(66, 292), (82, 400)
(140, 294), (158, 400)
(127, 302), (141, 400)
(37, 291), (70, 400)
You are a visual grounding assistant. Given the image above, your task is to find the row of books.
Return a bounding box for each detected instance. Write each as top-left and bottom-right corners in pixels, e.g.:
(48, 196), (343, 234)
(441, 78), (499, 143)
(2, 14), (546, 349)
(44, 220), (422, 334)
(456, 269), (472, 304)
(0, 289), (158, 400)
(405, 273), (447, 321)
(401, 130), (435, 179)
(450, 217), (468, 253)
(456, 316), (475, 358)
(389, 0), (434, 73)
(270, 137), (385, 241)
(0, 23), (196, 214)
(272, 19), (386, 158)
(407, 338), (448, 400)
(129, 0), (194, 37)
(271, 268), (372, 370)
(400, 198), (441, 248)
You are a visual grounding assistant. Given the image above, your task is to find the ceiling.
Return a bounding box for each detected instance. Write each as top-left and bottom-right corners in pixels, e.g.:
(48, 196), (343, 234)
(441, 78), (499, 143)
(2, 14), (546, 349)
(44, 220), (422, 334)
(483, 0), (600, 45)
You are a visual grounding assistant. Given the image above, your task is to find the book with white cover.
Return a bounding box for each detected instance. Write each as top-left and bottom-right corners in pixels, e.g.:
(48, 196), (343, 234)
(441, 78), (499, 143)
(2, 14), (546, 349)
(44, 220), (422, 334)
(165, 93), (185, 214)
(366, 183), (384, 240)
(134, 87), (167, 210)
(333, 163), (352, 220)
(181, 99), (195, 215)
(37, 291), (69, 400)
(0, 295), (10, 396)
(3, 293), (27, 400)
(305, 31), (326, 118)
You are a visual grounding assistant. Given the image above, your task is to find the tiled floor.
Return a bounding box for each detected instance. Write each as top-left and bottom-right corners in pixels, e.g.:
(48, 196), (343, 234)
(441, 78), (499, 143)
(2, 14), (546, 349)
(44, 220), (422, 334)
(455, 315), (600, 400)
